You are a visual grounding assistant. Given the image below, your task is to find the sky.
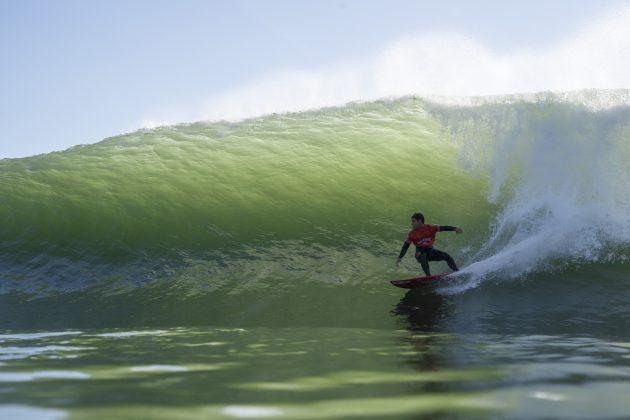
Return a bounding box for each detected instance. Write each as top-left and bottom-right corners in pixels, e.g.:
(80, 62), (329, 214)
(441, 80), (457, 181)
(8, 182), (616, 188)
(1, 0), (629, 158)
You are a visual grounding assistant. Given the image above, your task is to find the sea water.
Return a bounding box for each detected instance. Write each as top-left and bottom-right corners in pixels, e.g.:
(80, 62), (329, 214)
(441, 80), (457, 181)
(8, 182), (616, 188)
(2, 90), (630, 418)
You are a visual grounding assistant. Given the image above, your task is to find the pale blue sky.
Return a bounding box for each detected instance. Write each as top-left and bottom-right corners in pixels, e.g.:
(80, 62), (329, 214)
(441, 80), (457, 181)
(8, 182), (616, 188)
(1, 0), (627, 158)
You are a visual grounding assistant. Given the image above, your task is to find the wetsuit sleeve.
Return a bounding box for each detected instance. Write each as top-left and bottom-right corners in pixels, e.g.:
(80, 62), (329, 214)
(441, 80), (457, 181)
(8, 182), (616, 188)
(439, 225), (457, 231)
(398, 241), (411, 259)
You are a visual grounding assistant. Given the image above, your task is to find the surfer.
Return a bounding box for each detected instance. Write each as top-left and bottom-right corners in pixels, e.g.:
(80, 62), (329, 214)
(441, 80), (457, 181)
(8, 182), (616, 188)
(396, 213), (463, 276)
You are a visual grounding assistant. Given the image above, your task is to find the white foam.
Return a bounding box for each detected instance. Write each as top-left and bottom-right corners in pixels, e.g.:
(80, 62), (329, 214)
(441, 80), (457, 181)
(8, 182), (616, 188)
(221, 406), (284, 418)
(436, 91), (630, 288)
(0, 370), (90, 382)
(130, 365), (188, 372)
(0, 332), (82, 341)
(93, 330), (167, 338)
(0, 346), (90, 361)
(529, 391), (567, 402)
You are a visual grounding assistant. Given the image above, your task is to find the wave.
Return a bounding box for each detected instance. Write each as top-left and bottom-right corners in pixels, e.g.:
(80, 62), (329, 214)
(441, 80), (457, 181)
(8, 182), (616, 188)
(1, 90), (630, 323)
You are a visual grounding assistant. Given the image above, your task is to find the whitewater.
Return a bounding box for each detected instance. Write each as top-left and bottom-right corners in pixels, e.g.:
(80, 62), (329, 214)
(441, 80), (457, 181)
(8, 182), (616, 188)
(3, 90), (630, 419)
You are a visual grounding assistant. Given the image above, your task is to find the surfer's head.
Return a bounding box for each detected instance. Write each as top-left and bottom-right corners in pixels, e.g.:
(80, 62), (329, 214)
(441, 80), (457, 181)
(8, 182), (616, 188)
(411, 212), (425, 228)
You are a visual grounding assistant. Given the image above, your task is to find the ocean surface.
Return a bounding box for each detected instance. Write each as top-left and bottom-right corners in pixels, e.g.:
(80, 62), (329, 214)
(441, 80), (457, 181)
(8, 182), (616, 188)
(2, 90), (630, 418)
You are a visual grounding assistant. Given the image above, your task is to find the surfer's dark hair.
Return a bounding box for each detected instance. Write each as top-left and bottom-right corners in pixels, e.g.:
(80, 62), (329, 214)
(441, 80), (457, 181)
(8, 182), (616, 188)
(411, 213), (425, 223)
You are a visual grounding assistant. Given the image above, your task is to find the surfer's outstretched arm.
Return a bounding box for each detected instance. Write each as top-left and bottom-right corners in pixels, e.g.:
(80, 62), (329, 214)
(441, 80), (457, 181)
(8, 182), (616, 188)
(439, 225), (464, 234)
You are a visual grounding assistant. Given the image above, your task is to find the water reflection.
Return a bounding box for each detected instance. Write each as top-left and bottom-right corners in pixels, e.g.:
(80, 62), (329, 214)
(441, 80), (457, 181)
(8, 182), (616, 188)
(392, 288), (452, 332)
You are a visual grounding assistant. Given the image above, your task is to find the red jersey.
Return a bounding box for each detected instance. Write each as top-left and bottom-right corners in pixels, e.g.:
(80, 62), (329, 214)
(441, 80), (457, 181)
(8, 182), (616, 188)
(406, 224), (440, 247)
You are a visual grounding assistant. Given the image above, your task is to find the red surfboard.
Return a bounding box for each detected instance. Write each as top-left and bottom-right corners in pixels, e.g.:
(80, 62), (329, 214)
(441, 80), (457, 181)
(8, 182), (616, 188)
(390, 273), (450, 289)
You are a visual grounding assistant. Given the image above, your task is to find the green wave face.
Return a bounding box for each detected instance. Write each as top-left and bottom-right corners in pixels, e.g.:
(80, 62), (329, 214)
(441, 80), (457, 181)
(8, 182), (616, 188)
(0, 98), (486, 250)
(2, 93), (630, 328)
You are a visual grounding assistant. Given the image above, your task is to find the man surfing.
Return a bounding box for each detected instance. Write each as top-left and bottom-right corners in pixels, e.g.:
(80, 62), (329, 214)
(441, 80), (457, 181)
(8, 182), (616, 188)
(396, 212), (463, 276)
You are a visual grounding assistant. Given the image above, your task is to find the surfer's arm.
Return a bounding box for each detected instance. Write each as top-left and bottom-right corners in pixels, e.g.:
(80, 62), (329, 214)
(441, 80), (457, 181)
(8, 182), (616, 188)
(439, 225), (464, 234)
(398, 240), (411, 259)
